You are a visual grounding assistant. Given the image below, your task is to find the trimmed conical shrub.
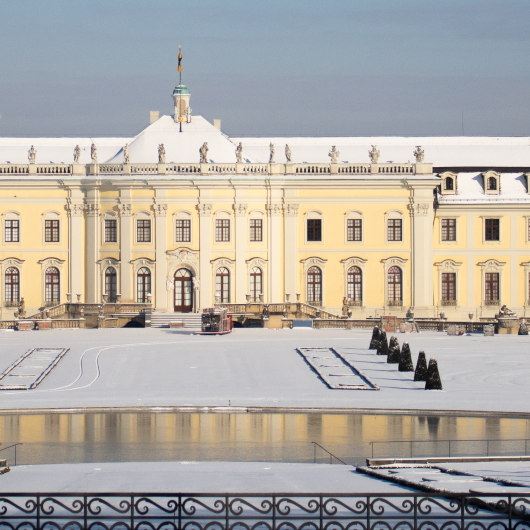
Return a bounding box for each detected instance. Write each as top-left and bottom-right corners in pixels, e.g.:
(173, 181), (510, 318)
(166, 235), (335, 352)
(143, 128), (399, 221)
(377, 330), (389, 355)
(369, 326), (380, 349)
(387, 337), (401, 364)
(519, 320), (528, 336)
(398, 342), (414, 371)
(414, 351), (428, 381)
(425, 358), (443, 390)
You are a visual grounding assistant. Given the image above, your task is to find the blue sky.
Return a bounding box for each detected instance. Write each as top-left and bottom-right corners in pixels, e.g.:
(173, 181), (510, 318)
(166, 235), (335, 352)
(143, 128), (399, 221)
(1, 0), (529, 137)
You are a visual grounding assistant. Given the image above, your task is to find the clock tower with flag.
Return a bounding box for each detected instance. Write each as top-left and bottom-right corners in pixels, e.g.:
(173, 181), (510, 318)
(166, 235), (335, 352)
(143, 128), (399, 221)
(173, 45), (191, 126)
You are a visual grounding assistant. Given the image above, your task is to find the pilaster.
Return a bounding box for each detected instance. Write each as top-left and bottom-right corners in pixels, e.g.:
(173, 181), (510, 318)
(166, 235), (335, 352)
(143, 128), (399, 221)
(118, 196), (133, 302)
(154, 201), (168, 311)
(85, 191), (99, 303)
(266, 202), (282, 302)
(283, 203), (299, 298)
(466, 213), (475, 307)
(233, 203), (248, 303)
(198, 202), (212, 308)
(66, 196), (85, 301)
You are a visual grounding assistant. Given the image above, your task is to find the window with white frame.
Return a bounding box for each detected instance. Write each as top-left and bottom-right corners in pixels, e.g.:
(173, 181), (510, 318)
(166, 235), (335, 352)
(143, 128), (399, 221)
(5, 219), (19, 243)
(137, 219), (151, 243)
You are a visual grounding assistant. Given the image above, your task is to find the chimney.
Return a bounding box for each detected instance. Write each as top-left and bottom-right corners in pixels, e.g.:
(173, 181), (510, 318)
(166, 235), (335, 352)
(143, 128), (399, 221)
(150, 111), (160, 124)
(213, 119), (221, 131)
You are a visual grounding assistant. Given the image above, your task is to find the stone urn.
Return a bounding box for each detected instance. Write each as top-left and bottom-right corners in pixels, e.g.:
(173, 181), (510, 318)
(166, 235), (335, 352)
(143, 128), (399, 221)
(497, 316), (519, 331)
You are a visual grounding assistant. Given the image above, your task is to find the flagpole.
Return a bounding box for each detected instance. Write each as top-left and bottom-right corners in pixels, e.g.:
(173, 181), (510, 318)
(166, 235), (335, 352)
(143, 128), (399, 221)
(179, 45), (182, 132)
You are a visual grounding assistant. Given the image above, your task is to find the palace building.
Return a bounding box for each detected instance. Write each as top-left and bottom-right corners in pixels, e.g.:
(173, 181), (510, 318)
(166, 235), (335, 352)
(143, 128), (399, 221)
(0, 79), (529, 321)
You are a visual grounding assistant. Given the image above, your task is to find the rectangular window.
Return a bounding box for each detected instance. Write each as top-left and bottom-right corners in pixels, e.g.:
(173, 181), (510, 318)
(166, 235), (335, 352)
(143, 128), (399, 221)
(441, 219), (456, 242)
(137, 219), (151, 243)
(307, 219), (322, 242)
(176, 219), (191, 243)
(215, 219), (230, 242)
(45, 220), (60, 243)
(347, 219), (362, 242)
(485, 272), (499, 302)
(104, 220), (117, 243)
(387, 219), (402, 242)
(249, 219), (262, 242)
(5, 220), (19, 243)
(485, 219), (500, 241)
(441, 272), (456, 301)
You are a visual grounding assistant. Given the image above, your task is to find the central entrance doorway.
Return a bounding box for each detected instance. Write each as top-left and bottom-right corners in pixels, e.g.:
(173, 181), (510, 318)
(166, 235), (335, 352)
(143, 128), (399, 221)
(174, 268), (193, 312)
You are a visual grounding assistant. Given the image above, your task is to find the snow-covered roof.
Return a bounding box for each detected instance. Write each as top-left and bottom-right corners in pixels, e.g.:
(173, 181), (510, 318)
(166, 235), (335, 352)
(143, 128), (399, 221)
(437, 173), (530, 205)
(0, 115), (529, 168)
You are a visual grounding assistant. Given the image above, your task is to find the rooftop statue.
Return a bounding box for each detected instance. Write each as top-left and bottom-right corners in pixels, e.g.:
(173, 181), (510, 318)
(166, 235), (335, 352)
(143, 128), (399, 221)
(328, 146), (340, 163)
(368, 145), (380, 163)
(28, 145), (36, 164)
(123, 143), (130, 164)
(91, 143), (98, 164)
(285, 144), (292, 162)
(200, 142), (209, 163)
(158, 143), (166, 164)
(413, 145), (425, 163)
(269, 142), (275, 163)
(235, 142), (243, 163)
(73, 145), (81, 163)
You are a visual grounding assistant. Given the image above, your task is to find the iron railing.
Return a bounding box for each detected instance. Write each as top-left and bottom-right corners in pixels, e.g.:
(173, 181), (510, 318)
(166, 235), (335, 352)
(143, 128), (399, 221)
(0, 492), (527, 529)
(311, 441), (347, 464)
(370, 438), (530, 459)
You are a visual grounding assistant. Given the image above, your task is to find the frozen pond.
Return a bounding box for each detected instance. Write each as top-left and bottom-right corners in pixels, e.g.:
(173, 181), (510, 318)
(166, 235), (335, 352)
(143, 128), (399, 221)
(0, 410), (529, 466)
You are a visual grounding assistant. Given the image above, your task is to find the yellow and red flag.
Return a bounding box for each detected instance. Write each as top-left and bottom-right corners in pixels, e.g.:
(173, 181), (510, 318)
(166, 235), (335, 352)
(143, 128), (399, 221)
(178, 45), (183, 73)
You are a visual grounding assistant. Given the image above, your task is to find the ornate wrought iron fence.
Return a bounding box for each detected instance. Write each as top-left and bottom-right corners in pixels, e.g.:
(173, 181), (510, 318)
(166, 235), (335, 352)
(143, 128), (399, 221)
(0, 492), (528, 529)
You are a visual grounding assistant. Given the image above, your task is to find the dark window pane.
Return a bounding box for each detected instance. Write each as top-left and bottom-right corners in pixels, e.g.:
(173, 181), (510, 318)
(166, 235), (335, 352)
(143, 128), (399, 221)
(105, 220), (117, 243)
(441, 219), (456, 242)
(307, 219), (322, 242)
(387, 219), (402, 242)
(485, 219), (499, 241)
(5, 219), (19, 243)
(250, 219), (262, 242)
(137, 219), (151, 242)
(215, 219), (230, 242)
(347, 219), (362, 242)
(176, 220), (191, 242)
(442, 272), (456, 301)
(45, 220), (59, 243)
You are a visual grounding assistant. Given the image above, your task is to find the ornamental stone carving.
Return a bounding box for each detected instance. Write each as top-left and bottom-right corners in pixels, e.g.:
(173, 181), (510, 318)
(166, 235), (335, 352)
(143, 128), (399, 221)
(266, 203), (282, 216)
(328, 146), (340, 163)
(285, 144), (292, 162)
(284, 203), (299, 216)
(233, 203), (248, 217)
(91, 143), (98, 164)
(197, 203), (212, 217)
(408, 201), (429, 216)
(28, 145), (36, 164)
(200, 142), (209, 163)
(235, 142), (243, 163)
(158, 144), (166, 163)
(86, 204), (99, 217)
(66, 201), (85, 217)
(368, 145), (380, 163)
(413, 146), (425, 163)
(154, 203), (168, 217)
(73, 145), (81, 163)
(123, 143), (130, 164)
(269, 143), (275, 163)
(117, 202), (132, 217)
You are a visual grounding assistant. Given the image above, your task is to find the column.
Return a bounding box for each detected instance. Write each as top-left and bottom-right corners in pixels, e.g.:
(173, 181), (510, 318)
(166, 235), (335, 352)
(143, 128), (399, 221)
(198, 203), (212, 308)
(510, 213), (518, 307)
(66, 197), (84, 301)
(267, 203), (282, 302)
(466, 213), (475, 308)
(283, 203), (299, 298)
(409, 193), (434, 311)
(85, 189), (99, 303)
(234, 203), (247, 303)
(154, 202), (168, 311)
(118, 196), (133, 302)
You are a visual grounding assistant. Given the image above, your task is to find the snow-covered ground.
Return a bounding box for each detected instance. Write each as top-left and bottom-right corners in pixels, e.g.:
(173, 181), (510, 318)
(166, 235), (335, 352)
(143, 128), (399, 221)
(0, 461), (409, 493)
(0, 327), (528, 413)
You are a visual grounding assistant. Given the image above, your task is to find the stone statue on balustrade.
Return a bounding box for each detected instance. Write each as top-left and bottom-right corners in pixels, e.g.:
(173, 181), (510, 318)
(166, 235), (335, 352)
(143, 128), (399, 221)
(91, 143), (98, 164)
(28, 146), (36, 164)
(73, 145), (81, 163)
(123, 143), (130, 164)
(368, 145), (380, 163)
(18, 298), (26, 319)
(328, 146), (340, 163)
(158, 144), (166, 163)
(413, 146), (424, 163)
(285, 144), (292, 162)
(235, 142), (243, 163)
(269, 142), (275, 163)
(200, 142), (209, 163)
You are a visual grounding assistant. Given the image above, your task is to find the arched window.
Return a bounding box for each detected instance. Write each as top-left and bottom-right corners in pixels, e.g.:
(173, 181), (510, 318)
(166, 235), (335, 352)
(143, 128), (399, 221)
(137, 267), (151, 303)
(250, 267), (262, 302)
(105, 267), (117, 303)
(387, 266), (402, 304)
(347, 266), (362, 302)
(307, 266), (322, 304)
(216, 267), (230, 303)
(445, 177), (454, 191)
(488, 177), (497, 191)
(5, 267), (19, 303)
(45, 267), (60, 303)
(174, 268), (192, 312)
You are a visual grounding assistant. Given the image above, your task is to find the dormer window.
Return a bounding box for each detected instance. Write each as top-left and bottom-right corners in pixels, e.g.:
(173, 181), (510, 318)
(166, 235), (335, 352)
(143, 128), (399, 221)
(439, 172), (457, 195)
(483, 171), (500, 195)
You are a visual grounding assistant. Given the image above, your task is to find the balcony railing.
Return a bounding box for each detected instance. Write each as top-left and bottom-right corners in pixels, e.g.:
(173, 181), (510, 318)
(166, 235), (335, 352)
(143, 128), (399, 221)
(387, 300), (402, 306)
(440, 299), (457, 306)
(485, 299), (500, 306)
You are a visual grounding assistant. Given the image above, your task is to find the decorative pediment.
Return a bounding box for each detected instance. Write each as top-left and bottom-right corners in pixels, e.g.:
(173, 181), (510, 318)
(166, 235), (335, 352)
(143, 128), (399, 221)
(131, 258), (155, 267)
(301, 256), (327, 267)
(435, 259), (462, 272)
(0, 257), (24, 268)
(478, 259), (505, 272)
(167, 247), (199, 262)
(97, 257), (120, 268)
(246, 257), (268, 268)
(37, 257), (65, 267)
(381, 256), (407, 266)
(210, 257), (235, 268)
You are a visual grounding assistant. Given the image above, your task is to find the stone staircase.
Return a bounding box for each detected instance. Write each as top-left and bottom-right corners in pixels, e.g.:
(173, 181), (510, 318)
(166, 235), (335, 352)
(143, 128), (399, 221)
(151, 312), (202, 330)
